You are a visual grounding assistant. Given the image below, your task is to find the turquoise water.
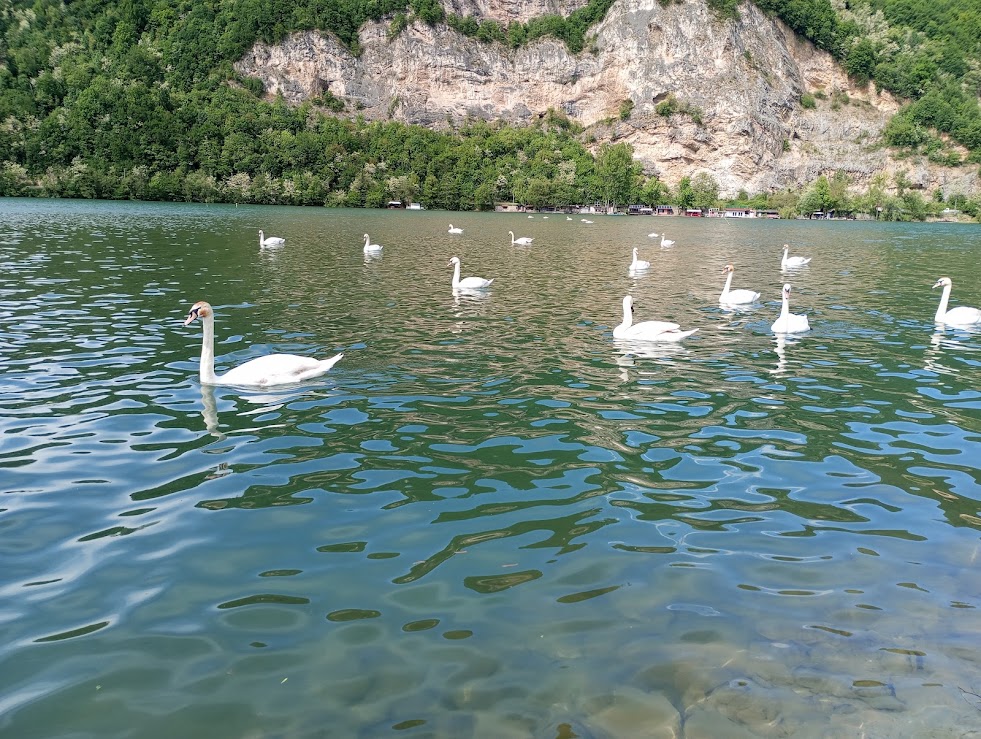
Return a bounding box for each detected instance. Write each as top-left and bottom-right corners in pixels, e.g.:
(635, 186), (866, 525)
(1, 198), (980, 737)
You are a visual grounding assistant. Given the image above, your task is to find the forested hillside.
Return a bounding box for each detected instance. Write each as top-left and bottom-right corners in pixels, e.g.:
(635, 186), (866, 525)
(751, 0), (981, 160)
(0, 0), (979, 219)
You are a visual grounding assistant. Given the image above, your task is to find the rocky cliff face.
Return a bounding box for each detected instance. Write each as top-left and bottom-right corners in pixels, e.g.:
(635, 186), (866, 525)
(234, 0), (979, 198)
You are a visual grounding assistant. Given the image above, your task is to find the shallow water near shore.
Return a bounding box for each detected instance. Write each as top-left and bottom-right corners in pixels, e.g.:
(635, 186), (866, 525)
(1, 198), (980, 737)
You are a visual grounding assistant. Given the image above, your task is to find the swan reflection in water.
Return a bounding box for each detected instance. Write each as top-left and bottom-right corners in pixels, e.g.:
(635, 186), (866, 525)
(770, 333), (804, 377)
(453, 286), (493, 302)
(199, 383), (288, 438)
(924, 329), (979, 376)
(613, 339), (688, 380)
(449, 288), (492, 333)
(198, 384), (331, 436)
(200, 383), (222, 436)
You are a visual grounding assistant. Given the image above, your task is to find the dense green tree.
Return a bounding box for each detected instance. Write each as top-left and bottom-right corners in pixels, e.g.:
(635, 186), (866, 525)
(675, 177), (695, 211)
(594, 142), (638, 208)
(689, 172), (720, 209)
(798, 175), (834, 214)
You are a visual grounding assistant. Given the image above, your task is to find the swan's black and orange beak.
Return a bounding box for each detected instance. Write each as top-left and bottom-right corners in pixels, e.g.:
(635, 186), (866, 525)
(932, 279), (943, 289)
(184, 306), (201, 326)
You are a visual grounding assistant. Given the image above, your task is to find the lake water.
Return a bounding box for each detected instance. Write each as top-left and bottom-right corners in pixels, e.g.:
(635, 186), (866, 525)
(1, 198), (980, 737)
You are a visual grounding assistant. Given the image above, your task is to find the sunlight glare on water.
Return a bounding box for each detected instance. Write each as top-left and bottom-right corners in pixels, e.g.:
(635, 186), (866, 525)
(1, 198), (980, 737)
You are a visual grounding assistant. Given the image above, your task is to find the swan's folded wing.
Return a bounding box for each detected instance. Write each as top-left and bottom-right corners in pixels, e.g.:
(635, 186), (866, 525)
(632, 320), (681, 333)
(944, 306), (981, 325)
(220, 353), (341, 386)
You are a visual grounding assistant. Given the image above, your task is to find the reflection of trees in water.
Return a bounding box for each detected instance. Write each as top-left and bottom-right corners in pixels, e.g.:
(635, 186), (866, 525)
(394, 505), (612, 586)
(185, 322), (979, 562)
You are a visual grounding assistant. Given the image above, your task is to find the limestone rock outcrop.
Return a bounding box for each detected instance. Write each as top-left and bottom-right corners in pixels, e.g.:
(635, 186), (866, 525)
(234, 0), (979, 197)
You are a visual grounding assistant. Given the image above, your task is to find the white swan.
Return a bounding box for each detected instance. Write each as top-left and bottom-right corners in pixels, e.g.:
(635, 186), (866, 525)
(648, 232), (659, 238)
(567, 216), (573, 221)
(183, 301), (343, 387)
(363, 234), (382, 253)
(581, 219), (594, 224)
(448, 224), (463, 234)
(613, 296), (698, 342)
(660, 235), (675, 247)
(770, 284), (810, 333)
(719, 264), (760, 305)
(448, 256), (493, 290)
(628, 247), (651, 273)
(509, 231), (533, 246)
(781, 243), (811, 268)
(933, 277), (981, 325)
(259, 230), (285, 247)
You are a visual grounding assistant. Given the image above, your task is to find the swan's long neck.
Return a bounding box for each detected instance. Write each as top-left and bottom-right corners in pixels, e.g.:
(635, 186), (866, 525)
(199, 314), (220, 384)
(364, 235), (370, 248)
(781, 248), (788, 266)
(935, 283), (952, 321)
(259, 231), (264, 246)
(509, 232), (515, 245)
(451, 261), (461, 289)
(621, 302), (633, 330)
(780, 291), (791, 319)
(721, 271), (733, 297)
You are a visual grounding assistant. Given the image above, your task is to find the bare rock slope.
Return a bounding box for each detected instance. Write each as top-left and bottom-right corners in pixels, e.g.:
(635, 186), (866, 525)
(235, 0), (978, 197)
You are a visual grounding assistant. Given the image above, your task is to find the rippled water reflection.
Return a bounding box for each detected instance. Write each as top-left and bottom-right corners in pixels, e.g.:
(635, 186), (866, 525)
(2, 199), (980, 737)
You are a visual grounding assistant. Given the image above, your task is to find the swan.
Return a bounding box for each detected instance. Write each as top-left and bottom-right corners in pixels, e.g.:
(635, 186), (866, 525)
(183, 301), (343, 387)
(448, 256), (493, 290)
(719, 264), (760, 305)
(567, 216), (573, 221)
(628, 247), (651, 273)
(363, 234), (382, 253)
(259, 230), (285, 247)
(509, 231), (533, 246)
(581, 219), (594, 224)
(770, 283), (810, 333)
(781, 243), (811, 268)
(613, 296), (698, 342)
(648, 232), (659, 238)
(448, 224), (463, 234)
(660, 235), (675, 247)
(933, 277), (981, 325)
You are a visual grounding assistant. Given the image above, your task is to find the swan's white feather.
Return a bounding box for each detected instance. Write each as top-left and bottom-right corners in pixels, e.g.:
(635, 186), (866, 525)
(259, 230), (285, 247)
(185, 301), (342, 387)
(781, 244), (811, 268)
(933, 277), (981, 325)
(613, 296), (696, 342)
(448, 257), (493, 290)
(719, 265), (760, 305)
(770, 284), (810, 333)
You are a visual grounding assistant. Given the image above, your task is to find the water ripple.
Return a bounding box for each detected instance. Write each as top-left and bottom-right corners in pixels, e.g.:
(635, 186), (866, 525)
(1, 201), (980, 736)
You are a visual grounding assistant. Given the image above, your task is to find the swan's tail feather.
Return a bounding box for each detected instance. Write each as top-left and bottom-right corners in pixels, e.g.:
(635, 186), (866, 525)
(665, 328), (698, 342)
(298, 353), (344, 380)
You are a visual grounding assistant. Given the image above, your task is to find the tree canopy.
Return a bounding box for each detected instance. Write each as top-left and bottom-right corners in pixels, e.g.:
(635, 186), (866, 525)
(0, 0), (978, 214)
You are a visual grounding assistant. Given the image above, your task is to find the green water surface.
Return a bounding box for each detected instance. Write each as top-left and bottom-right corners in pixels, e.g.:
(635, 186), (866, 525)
(1, 199), (979, 737)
